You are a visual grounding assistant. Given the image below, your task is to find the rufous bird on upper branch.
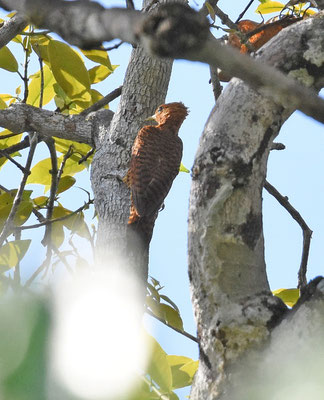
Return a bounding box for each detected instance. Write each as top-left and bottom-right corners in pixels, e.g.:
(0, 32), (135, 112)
(124, 102), (188, 245)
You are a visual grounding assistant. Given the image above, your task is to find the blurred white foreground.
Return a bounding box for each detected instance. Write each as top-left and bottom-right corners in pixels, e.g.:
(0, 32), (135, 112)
(50, 264), (149, 399)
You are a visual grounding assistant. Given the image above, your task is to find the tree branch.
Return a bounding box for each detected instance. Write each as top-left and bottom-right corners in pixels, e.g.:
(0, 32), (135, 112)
(13, 198), (94, 232)
(0, 132), (37, 246)
(145, 307), (199, 343)
(0, 13), (27, 49)
(0, 148), (29, 173)
(80, 86), (122, 117)
(0, 103), (113, 145)
(264, 180), (312, 292)
(1, 1), (323, 124)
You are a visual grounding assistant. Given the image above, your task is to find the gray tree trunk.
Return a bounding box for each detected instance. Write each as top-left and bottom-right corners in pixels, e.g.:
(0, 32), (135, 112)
(90, 43), (172, 282)
(188, 15), (324, 399)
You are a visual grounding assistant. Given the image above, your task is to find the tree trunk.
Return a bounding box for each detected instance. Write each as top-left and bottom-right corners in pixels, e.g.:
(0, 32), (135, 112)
(90, 8), (173, 283)
(188, 14), (324, 399)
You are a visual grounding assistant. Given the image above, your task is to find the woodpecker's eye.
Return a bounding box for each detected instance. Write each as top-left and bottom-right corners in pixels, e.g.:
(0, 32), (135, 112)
(157, 106), (163, 113)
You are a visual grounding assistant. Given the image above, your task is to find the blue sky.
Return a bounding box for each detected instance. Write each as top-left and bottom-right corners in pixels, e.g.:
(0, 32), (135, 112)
(0, 1), (323, 398)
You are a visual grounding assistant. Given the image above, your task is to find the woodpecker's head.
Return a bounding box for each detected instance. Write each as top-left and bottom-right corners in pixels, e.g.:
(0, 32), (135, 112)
(147, 102), (188, 132)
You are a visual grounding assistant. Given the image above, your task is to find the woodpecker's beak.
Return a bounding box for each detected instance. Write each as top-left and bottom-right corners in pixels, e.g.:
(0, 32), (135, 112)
(144, 114), (156, 122)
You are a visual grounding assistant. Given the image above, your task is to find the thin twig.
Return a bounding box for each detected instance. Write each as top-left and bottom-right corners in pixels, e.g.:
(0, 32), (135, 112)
(24, 249), (52, 288)
(244, 16), (302, 40)
(103, 41), (124, 51)
(32, 207), (46, 223)
(13, 199), (94, 232)
(0, 132), (38, 247)
(264, 180), (312, 292)
(4, 136), (31, 155)
(0, 131), (21, 140)
(21, 32), (31, 103)
(21, 30), (51, 36)
(38, 55), (44, 109)
(213, 5), (237, 30)
(80, 86), (122, 117)
(0, 149), (30, 173)
(78, 147), (95, 164)
(235, 0), (255, 23)
(52, 244), (74, 275)
(271, 142), (286, 151)
(42, 139), (58, 247)
(199, 0), (219, 17)
(145, 307), (199, 343)
(57, 145), (73, 183)
(0, 184), (10, 193)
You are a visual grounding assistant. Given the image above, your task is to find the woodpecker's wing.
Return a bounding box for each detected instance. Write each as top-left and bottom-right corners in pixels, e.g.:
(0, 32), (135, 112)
(128, 125), (183, 218)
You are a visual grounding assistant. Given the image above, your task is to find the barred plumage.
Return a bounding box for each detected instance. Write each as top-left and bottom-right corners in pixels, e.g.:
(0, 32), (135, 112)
(125, 102), (188, 245)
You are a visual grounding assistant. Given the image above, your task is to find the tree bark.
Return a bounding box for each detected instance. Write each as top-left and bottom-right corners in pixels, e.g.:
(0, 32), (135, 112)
(90, 6), (173, 283)
(188, 13), (324, 400)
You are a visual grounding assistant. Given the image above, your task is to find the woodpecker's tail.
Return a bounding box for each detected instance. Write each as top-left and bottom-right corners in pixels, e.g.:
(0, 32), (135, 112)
(127, 204), (156, 247)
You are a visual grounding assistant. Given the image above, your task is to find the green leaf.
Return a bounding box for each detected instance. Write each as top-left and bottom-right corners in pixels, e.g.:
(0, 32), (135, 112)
(167, 355), (199, 389)
(27, 64), (56, 107)
(65, 212), (91, 239)
(32, 196), (48, 207)
(150, 276), (161, 288)
(147, 282), (160, 302)
(90, 88), (108, 108)
(50, 206), (67, 247)
(0, 46), (18, 72)
(146, 296), (163, 318)
(27, 158), (53, 185)
(27, 155), (85, 187)
(0, 240), (31, 271)
(30, 35), (51, 63)
(146, 333), (172, 392)
(205, 1), (215, 21)
(54, 138), (92, 162)
(81, 48), (113, 69)
(273, 288), (300, 307)
(13, 200), (33, 226)
(59, 156), (86, 176)
(179, 162), (190, 173)
(0, 129), (22, 148)
(0, 191), (33, 230)
(47, 40), (91, 107)
(160, 304), (184, 331)
(57, 175), (76, 194)
(0, 97), (7, 109)
(160, 294), (179, 312)
(256, 1), (285, 13)
(52, 206), (90, 239)
(88, 65), (113, 84)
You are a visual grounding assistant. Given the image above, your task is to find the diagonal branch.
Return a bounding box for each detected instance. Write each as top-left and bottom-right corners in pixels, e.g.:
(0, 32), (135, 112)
(0, 148), (29, 173)
(145, 307), (199, 343)
(0, 13), (27, 49)
(0, 132), (37, 247)
(264, 180), (312, 292)
(0, 103), (111, 145)
(80, 86), (122, 117)
(1, 1), (323, 124)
